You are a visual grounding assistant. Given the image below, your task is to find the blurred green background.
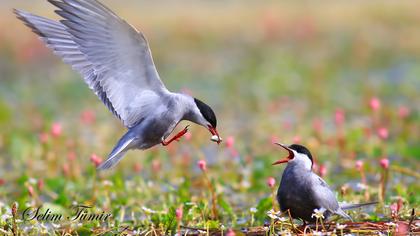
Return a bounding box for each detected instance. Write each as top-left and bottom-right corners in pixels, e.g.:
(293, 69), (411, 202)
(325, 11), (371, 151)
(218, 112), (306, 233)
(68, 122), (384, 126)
(0, 0), (419, 233)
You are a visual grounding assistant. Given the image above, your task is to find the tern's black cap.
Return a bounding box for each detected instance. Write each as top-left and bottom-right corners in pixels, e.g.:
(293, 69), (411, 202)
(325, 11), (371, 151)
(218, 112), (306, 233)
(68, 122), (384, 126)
(194, 98), (217, 128)
(289, 144), (313, 164)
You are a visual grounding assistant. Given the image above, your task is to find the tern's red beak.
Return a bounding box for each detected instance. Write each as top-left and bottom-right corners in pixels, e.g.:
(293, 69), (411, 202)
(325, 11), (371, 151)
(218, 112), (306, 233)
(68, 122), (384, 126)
(208, 125), (221, 144)
(272, 143), (294, 165)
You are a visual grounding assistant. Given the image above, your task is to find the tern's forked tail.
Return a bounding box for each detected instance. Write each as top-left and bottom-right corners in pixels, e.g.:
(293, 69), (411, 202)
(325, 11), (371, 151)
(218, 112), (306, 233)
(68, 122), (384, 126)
(97, 131), (137, 170)
(340, 201), (378, 210)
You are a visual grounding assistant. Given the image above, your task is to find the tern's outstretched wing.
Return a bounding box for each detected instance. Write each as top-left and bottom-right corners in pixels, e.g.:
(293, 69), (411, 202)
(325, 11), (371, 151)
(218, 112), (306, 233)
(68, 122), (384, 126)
(15, 0), (169, 128)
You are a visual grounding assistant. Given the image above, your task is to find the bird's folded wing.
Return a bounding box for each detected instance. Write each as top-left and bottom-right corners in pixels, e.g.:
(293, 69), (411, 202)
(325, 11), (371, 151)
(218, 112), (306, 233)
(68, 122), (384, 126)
(15, 0), (170, 128)
(311, 176), (340, 213)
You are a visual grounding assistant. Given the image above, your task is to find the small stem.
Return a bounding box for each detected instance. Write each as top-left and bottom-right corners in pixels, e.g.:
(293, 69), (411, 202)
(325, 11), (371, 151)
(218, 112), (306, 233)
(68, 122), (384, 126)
(379, 169), (388, 203)
(203, 172), (218, 219)
(271, 187), (278, 211)
(320, 216), (325, 232)
(12, 202), (17, 236)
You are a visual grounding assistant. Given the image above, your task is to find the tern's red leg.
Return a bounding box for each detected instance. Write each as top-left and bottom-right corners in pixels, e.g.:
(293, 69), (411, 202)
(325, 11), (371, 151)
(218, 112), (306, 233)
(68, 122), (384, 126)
(161, 125), (189, 146)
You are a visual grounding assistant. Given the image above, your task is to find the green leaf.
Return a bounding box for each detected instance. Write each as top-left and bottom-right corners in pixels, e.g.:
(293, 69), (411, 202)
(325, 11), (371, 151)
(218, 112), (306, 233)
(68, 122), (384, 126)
(255, 197), (272, 222)
(218, 195), (233, 216)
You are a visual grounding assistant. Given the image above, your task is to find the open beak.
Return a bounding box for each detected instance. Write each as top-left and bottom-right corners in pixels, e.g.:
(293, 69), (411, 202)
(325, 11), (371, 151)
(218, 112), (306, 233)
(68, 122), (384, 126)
(272, 143), (294, 165)
(208, 126), (221, 144)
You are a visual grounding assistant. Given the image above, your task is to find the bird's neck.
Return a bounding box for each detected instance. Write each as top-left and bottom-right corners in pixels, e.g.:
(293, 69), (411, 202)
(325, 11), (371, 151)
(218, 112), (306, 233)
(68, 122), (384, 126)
(174, 93), (203, 124)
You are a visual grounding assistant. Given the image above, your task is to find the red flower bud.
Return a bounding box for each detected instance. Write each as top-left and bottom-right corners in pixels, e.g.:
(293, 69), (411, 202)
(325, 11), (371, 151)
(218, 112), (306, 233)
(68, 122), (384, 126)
(198, 160), (207, 171)
(380, 158), (389, 169)
(175, 207), (183, 221)
(267, 177), (276, 188)
(369, 97), (381, 111)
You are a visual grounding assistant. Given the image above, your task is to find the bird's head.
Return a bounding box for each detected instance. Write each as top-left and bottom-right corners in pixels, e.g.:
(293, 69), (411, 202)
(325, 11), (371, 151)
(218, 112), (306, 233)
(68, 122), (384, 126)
(193, 98), (221, 144)
(272, 143), (313, 170)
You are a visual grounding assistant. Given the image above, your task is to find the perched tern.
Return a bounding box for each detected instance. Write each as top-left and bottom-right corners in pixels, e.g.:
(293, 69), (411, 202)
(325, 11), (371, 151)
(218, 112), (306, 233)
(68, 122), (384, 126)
(273, 143), (377, 223)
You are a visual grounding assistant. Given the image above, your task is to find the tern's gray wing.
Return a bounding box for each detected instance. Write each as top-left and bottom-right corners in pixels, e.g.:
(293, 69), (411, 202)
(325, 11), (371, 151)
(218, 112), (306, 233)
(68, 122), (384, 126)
(15, 10), (120, 119)
(15, 0), (170, 128)
(310, 174), (340, 213)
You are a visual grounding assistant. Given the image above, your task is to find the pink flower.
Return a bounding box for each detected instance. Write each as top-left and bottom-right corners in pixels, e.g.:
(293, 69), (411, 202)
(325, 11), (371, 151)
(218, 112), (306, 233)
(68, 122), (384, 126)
(226, 228), (236, 236)
(229, 148), (239, 158)
(152, 159), (161, 172)
(67, 151), (76, 161)
(398, 106), (410, 119)
(80, 110), (96, 124)
(0, 178), (5, 186)
(369, 97), (381, 111)
(380, 158), (389, 169)
(355, 160), (364, 171)
(28, 185), (34, 197)
(335, 109), (345, 126)
(267, 177), (276, 188)
(293, 136), (301, 144)
(175, 206), (183, 221)
(225, 136), (235, 148)
(390, 203), (399, 214)
(37, 179), (44, 190)
(62, 163), (70, 176)
(51, 122), (62, 137)
(90, 153), (103, 167)
(270, 135), (278, 144)
(39, 132), (49, 144)
(312, 118), (323, 133)
(319, 164), (327, 177)
(377, 127), (389, 140)
(184, 131), (192, 141)
(312, 162), (319, 172)
(133, 163), (142, 173)
(198, 160), (207, 171)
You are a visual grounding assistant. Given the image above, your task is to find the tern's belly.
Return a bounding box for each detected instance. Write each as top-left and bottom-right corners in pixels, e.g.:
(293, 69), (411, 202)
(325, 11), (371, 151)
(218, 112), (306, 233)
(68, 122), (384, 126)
(277, 170), (321, 222)
(132, 115), (178, 149)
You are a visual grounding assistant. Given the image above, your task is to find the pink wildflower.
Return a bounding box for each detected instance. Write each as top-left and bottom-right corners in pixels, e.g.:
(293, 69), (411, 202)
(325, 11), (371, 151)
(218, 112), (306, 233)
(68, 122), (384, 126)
(369, 97), (381, 111)
(51, 122), (62, 137)
(90, 153), (103, 167)
(377, 127), (389, 140)
(335, 109), (345, 126)
(133, 163), (142, 173)
(380, 158), (389, 169)
(175, 207), (183, 221)
(319, 164), (327, 177)
(67, 151), (76, 161)
(398, 106), (410, 119)
(355, 160), (364, 171)
(39, 132), (49, 144)
(267, 177), (276, 188)
(28, 185), (34, 197)
(226, 228), (236, 236)
(225, 136), (235, 148)
(198, 160), (207, 171)
(80, 110), (96, 124)
(37, 179), (44, 190)
(184, 131), (192, 141)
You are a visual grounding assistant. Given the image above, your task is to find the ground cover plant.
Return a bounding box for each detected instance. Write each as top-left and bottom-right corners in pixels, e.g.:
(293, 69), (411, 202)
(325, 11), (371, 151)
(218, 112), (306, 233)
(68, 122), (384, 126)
(0, 1), (419, 235)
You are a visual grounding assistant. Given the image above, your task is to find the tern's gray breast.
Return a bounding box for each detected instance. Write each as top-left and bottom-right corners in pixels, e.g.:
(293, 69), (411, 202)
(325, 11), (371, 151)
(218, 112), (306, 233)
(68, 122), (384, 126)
(277, 164), (331, 222)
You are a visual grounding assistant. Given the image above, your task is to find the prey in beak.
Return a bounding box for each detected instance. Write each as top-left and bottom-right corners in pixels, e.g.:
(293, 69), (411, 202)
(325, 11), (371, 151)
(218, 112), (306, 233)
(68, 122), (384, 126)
(208, 125), (222, 144)
(272, 143), (294, 165)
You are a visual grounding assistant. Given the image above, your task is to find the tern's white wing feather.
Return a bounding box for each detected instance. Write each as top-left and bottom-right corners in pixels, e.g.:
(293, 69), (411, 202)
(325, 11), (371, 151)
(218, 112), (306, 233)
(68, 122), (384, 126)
(15, 0), (170, 128)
